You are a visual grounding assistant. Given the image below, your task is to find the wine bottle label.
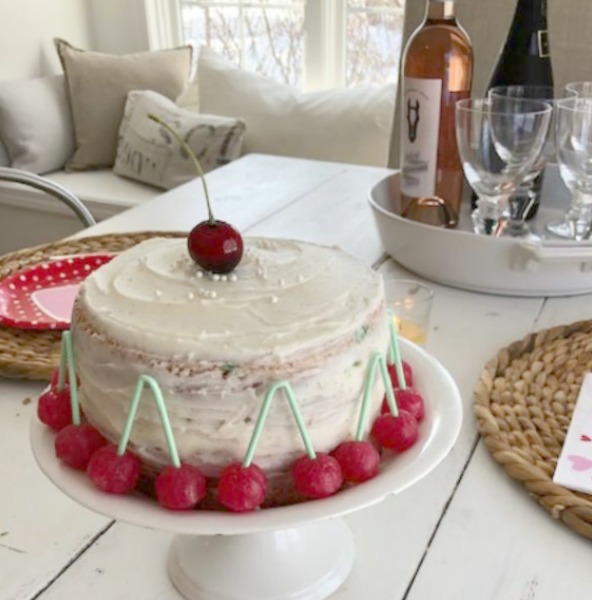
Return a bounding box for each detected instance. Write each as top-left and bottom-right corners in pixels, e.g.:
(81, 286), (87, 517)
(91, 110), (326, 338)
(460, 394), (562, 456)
(538, 30), (550, 58)
(401, 77), (442, 199)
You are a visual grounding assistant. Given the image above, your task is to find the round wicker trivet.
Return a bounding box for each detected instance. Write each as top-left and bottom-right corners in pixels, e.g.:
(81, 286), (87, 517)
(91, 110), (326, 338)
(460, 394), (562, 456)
(474, 319), (592, 540)
(0, 231), (185, 381)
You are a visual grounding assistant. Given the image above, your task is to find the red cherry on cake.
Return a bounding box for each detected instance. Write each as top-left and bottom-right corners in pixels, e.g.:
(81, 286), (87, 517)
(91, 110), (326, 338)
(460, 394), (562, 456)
(372, 410), (419, 453)
(394, 387), (425, 422)
(147, 113), (243, 275)
(217, 463), (267, 512)
(387, 361), (413, 388)
(292, 453), (343, 499)
(381, 387), (425, 422)
(37, 386), (72, 432)
(331, 441), (380, 483)
(155, 464), (207, 510)
(188, 220), (243, 274)
(87, 444), (141, 494)
(55, 424), (107, 470)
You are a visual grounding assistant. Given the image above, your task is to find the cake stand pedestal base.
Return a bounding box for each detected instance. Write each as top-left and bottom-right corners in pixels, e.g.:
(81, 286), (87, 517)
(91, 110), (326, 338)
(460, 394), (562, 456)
(167, 518), (354, 600)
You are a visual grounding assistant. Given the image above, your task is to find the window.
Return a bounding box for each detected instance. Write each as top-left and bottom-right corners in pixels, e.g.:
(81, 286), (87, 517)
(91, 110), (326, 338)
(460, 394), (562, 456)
(176, 0), (405, 91)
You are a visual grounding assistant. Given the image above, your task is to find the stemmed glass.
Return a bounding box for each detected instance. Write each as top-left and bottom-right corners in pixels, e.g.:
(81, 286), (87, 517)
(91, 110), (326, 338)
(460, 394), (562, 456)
(565, 82), (592, 98)
(547, 82), (592, 239)
(488, 85), (555, 239)
(549, 96), (592, 241)
(455, 98), (553, 235)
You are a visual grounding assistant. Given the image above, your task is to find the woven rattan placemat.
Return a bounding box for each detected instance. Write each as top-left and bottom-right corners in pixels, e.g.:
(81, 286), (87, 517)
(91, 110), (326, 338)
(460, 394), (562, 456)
(0, 231), (185, 381)
(474, 320), (592, 539)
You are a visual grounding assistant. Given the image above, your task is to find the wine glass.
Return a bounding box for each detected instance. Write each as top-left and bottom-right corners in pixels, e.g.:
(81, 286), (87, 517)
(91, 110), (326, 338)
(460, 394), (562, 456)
(455, 98), (552, 235)
(547, 82), (592, 238)
(550, 96), (592, 241)
(565, 82), (592, 98)
(488, 85), (555, 239)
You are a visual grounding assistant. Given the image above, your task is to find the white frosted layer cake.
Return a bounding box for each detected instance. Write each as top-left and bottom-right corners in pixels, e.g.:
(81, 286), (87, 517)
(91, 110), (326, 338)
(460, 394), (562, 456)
(72, 237), (389, 504)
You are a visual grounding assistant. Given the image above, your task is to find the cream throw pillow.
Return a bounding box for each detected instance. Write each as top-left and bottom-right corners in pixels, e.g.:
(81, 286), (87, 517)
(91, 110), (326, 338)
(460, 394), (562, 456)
(197, 46), (395, 167)
(55, 39), (192, 171)
(114, 90), (246, 190)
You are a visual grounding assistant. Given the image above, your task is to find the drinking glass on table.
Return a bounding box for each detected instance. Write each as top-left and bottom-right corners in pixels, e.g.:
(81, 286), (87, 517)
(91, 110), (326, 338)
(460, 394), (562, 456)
(488, 85), (555, 238)
(547, 82), (592, 239)
(549, 96), (592, 241)
(565, 81), (592, 98)
(385, 279), (434, 347)
(455, 98), (552, 236)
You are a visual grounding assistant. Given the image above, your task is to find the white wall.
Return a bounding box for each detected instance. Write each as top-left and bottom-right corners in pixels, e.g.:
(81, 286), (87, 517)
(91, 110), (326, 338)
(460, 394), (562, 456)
(0, 0), (157, 82)
(88, 0), (151, 55)
(0, 0), (94, 80)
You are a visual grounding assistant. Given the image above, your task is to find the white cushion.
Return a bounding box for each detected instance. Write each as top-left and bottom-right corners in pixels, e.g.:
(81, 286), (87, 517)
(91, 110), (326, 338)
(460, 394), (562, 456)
(0, 75), (74, 174)
(197, 46), (396, 167)
(114, 90), (245, 190)
(45, 169), (159, 208)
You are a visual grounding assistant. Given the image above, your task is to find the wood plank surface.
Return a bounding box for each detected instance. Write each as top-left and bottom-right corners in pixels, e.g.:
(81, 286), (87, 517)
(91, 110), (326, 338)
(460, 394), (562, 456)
(0, 380), (109, 600)
(5, 154), (591, 600)
(403, 294), (592, 600)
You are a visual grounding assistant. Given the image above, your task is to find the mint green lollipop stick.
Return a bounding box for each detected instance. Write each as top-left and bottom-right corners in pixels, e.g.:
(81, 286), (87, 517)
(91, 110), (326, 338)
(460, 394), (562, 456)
(243, 380), (316, 467)
(59, 331), (80, 426)
(387, 310), (407, 390)
(355, 352), (398, 440)
(58, 334), (67, 391)
(117, 375), (181, 468)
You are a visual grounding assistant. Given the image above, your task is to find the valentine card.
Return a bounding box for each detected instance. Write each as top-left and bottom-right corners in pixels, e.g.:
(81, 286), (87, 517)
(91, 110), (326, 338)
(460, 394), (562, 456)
(554, 373), (592, 494)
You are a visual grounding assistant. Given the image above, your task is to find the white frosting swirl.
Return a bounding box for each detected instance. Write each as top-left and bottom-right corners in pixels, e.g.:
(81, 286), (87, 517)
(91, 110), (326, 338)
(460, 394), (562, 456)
(79, 237), (383, 362)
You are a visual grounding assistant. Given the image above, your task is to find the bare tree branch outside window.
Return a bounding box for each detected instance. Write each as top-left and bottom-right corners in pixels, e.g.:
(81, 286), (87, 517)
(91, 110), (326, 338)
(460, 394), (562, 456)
(181, 0), (404, 89)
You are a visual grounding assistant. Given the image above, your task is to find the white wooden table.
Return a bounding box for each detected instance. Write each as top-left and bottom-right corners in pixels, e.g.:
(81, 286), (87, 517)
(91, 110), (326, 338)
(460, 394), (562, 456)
(2, 153), (591, 600)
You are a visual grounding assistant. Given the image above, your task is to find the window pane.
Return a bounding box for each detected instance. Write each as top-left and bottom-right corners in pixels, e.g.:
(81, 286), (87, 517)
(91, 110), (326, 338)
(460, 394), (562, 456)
(345, 0), (404, 87)
(347, 0), (403, 9)
(181, 1), (304, 87)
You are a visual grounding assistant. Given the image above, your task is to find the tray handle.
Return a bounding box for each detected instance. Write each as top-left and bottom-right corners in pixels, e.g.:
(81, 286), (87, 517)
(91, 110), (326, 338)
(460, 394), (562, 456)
(513, 241), (592, 272)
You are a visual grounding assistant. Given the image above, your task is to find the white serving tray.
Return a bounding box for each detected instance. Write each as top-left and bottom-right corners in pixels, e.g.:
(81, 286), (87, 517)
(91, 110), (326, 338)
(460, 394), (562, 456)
(368, 166), (592, 297)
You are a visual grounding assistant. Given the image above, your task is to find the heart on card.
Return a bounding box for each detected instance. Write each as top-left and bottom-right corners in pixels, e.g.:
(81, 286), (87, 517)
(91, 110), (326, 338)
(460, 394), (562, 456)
(568, 455), (592, 472)
(581, 435), (592, 442)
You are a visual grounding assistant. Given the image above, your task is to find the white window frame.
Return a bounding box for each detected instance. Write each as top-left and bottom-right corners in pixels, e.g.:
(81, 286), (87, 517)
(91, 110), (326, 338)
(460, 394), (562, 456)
(303, 0), (346, 91)
(143, 0), (402, 91)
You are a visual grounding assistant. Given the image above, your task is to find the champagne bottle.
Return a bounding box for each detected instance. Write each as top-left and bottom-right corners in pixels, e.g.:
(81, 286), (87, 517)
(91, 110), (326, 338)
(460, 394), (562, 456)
(400, 0), (473, 228)
(482, 0), (554, 220)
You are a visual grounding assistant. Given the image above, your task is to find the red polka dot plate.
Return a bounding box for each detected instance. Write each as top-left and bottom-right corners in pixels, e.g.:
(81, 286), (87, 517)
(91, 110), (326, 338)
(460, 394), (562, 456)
(0, 254), (115, 330)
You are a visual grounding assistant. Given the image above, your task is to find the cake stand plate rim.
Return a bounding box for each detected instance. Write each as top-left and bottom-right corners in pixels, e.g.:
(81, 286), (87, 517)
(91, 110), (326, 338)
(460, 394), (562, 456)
(30, 339), (463, 536)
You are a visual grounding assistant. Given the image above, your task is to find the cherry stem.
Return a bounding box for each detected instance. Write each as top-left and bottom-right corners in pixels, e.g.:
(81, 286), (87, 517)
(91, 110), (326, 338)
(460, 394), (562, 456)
(147, 113), (215, 224)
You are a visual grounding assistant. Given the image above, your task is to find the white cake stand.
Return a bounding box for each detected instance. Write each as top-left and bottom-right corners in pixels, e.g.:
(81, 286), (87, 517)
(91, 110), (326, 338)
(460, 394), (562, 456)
(30, 339), (462, 600)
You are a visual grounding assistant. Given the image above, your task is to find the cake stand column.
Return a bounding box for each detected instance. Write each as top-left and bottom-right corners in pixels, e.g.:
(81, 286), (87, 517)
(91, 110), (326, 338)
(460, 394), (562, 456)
(167, 517), (355, 600)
